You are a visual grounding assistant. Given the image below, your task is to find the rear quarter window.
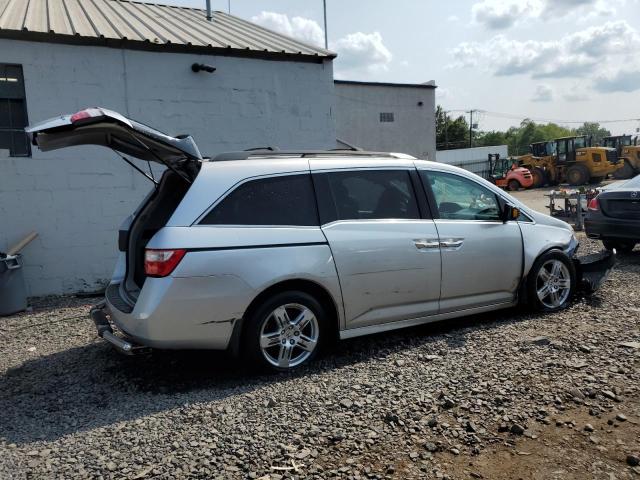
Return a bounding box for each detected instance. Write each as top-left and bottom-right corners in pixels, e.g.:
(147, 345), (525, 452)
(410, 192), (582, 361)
(200, 174), (319, 226)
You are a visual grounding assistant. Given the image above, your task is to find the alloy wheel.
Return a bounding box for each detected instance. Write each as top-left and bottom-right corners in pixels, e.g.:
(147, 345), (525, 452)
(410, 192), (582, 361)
(259, 303), (319, 369)
(536, 259), (571, 309)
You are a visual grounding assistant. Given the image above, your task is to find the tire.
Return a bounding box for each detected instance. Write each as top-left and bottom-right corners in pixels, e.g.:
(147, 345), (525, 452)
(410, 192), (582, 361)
(526, 250), (577, 312)
(603, 239), (637, 253)
(589, 176), (604, 184)
(243, 291), (326, 372)
(566, 164), (589, 186)
(508, 179), (521, 191)
(531, 167), (546, 188)
(613, 160), (635, 180)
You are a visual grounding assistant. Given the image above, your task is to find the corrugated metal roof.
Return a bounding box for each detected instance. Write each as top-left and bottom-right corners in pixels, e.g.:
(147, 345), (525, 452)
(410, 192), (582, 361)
(0, 0), (336, 61)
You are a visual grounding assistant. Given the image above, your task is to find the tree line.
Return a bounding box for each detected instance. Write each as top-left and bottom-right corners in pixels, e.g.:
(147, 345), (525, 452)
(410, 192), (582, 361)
(436, 106), (612, 156)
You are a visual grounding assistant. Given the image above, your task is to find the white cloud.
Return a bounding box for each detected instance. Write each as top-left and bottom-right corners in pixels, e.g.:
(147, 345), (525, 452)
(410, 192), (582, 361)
(471, 0), (625, 30)
(472, 0), (543, 30)
(447, 15), (460, 22)
(562, 86), (590, 102)
(331, 32), (393, 76)
(449, 20), (640, 79)
(531, 84), (554, 102)
(251, 11), (324, 47)
(251, 12), (394, 78)
(594, 70), (640, 93)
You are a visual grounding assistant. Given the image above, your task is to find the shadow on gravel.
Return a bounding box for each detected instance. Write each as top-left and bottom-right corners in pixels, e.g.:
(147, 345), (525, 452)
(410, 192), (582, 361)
(2, 252), (634, 445)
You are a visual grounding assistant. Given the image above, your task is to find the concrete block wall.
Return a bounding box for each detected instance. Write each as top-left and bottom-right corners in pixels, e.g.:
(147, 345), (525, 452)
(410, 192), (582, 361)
(0, 39), (336, 296)
(334, 83), (436, 162)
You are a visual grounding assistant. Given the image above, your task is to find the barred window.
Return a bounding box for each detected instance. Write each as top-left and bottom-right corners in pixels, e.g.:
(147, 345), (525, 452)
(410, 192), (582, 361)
(0, 64), (30, 157)
(379, 112), (395, 123)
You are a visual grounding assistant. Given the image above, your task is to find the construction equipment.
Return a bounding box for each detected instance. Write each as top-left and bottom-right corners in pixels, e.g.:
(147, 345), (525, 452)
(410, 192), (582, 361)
(488, 154), (534, 191)
(515, 141), (557, 187)
(555, 136), (621, 185)
(602, 135), (640, 179)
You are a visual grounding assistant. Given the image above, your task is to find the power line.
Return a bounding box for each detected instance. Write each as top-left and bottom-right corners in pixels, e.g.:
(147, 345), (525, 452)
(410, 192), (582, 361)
(481, 110), (640, 125)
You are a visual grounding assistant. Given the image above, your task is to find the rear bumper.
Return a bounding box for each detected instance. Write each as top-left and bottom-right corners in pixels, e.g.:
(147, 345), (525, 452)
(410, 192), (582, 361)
(584, 217), (640, 241)
(101, 276), (252, 350)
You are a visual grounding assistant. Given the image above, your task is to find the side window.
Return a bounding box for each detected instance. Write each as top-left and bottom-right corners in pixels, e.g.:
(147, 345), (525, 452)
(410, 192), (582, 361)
(0, 64), (30, 157)
(316, 170), (420, 222)
(200, 174), (318, 226)
(422, 171), (501, 221)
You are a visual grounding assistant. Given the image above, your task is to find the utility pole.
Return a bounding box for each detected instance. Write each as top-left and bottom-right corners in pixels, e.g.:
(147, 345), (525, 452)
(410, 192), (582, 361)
(468, 109), (474, 148)
(444, 114), (449, 150)
(323, 0), (328, 49)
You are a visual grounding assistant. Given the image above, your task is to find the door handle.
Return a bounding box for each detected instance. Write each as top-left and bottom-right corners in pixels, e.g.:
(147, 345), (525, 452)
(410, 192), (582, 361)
(440, 238), (464, 249)
(413, 239), (440, 250)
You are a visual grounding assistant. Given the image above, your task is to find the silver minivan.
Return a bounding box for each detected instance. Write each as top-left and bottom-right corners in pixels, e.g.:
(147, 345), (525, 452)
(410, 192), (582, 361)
(26, 108), (613, 371)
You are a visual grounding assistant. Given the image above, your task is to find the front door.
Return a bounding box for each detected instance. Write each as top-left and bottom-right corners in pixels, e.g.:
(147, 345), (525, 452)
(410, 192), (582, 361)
(420, 169), (523, 313)
(312, 167), (442, 330)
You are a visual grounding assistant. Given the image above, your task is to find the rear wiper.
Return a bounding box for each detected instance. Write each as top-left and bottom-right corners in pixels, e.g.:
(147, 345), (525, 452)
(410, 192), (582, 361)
(112, 150), (159, 186)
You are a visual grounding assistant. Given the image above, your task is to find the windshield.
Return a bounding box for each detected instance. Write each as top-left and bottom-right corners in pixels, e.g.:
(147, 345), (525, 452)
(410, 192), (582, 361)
(574, 137), (587, 149)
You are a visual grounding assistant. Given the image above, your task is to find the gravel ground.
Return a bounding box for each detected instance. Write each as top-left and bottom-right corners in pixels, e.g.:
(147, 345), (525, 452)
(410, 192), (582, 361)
(1, 235), (639, 480)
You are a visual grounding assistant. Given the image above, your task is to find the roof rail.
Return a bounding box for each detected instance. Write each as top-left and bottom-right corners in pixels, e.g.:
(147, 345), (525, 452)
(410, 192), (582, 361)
(211, 149), (411, 161)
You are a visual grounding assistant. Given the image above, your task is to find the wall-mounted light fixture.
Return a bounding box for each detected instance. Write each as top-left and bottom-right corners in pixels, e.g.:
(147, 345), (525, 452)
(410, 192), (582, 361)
(192, 63), (216, 73)
(417, 101), (424, 107)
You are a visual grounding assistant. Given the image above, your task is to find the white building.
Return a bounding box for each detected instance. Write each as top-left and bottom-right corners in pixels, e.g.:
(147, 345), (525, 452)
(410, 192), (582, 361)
(0, 0), (336, 295)
(333, 80), (437, 162)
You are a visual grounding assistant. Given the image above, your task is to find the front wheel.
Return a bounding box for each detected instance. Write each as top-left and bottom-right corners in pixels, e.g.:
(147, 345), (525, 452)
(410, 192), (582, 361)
(243, 291), (325, 371)
(526, 251), (576, 312)
(508, 179), (521, 191)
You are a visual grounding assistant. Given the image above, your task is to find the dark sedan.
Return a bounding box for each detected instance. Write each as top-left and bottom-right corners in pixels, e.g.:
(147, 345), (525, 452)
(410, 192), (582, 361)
(585, 175), (640, 252)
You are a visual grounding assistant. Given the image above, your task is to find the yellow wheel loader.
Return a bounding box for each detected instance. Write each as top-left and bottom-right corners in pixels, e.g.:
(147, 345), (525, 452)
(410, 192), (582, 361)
(514, 141), (557, 187)
(603, 135), (640, 179)
(555, 136), (621, 185)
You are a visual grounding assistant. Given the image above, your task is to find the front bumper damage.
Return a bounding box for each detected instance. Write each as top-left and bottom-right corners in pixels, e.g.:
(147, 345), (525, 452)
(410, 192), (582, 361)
(90, 302), (149, 355)
(573, 249), (616, 294)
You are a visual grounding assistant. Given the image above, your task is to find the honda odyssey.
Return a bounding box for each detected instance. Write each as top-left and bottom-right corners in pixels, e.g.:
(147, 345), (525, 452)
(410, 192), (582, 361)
(26, 108), (613, 371)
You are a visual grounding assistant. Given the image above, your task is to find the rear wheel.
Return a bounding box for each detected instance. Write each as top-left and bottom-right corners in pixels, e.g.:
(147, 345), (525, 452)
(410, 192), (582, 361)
(243, 291), (325, 372)
(613, 160), (636, 180)
(566, 164), (589, 186)
(526, 250), (576, 312)
(603, 239), (636, 253)
(531, 167), (546, 188)
(508, 179), (521, 191)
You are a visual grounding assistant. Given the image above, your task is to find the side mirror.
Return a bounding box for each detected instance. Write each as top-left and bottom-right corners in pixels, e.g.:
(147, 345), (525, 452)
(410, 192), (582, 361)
(502, 203), (520, 222)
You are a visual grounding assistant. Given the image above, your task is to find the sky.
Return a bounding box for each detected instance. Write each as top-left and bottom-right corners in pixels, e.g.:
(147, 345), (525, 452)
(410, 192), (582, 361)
(143, 0), (640, 134)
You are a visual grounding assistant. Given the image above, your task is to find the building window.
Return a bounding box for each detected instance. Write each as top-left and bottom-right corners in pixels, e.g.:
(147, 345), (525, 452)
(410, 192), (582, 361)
(379, 112), (395, 123)
(0, 64), (30, 157)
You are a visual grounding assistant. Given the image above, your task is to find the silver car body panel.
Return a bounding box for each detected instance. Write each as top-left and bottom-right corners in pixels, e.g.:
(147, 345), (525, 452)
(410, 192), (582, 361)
(104, 156), (574, 349)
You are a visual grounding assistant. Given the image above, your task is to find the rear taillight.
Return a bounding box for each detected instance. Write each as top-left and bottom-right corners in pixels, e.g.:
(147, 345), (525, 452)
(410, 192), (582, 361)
(70, 108), (104, 124)
(588, 196), (600, 211)
(144, 249), (187, 277)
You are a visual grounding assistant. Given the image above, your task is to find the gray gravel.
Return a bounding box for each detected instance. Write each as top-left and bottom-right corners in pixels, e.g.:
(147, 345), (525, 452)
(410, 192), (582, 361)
(1, 235), (639, 479)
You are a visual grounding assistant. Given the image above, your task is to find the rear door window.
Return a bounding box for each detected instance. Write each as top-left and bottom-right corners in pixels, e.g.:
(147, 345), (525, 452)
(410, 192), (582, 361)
(314, 170), (420, 223)
(200, 174), (318, 226)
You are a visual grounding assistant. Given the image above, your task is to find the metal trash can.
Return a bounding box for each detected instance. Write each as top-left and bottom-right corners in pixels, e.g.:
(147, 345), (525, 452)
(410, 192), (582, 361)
(0, 254), (28, 316)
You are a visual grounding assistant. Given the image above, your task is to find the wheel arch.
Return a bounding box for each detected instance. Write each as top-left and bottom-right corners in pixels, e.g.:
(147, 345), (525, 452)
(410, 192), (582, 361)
(242, 278), (342, 342)
(518, 246), (574, 305)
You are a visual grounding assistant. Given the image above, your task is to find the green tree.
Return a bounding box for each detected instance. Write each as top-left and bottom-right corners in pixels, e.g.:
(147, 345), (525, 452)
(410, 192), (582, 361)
(476, 130), (508, 147)
(436, 105), (469, 150)
(576, 122), (611, 145)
